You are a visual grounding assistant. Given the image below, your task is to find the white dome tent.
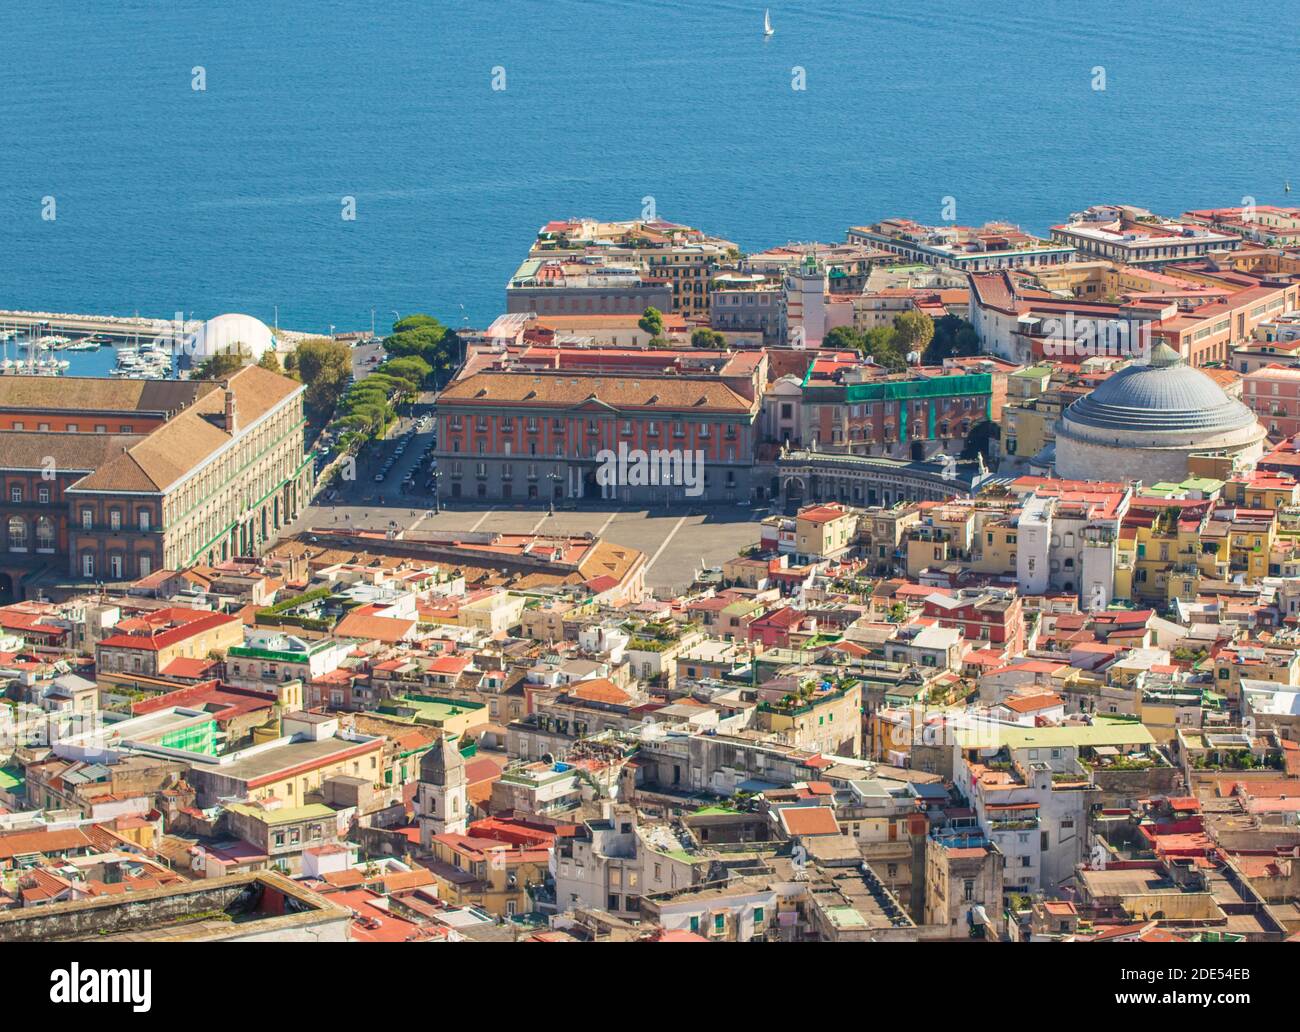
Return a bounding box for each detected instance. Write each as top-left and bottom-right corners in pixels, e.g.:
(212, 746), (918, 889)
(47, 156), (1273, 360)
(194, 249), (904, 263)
(178, 313), (275, 367)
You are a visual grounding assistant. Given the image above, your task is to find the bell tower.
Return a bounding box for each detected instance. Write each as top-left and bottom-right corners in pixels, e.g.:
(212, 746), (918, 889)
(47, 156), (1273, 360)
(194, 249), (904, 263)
(416, 735), (468, 846)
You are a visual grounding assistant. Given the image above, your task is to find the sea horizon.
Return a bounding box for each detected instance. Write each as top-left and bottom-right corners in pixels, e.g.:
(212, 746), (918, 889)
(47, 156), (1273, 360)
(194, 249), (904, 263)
(2, 0), (1296, 332)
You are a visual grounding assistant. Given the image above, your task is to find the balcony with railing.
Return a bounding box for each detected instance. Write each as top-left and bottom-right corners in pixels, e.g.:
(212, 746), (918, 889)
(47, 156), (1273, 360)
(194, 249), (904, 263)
(988, 815), (1040, 831)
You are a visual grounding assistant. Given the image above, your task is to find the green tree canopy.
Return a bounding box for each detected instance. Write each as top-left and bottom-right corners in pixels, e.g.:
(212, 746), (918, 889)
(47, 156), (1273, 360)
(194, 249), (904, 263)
(383, 313), (459, 388)
(342, 386), (390, 410)
(193, 344), (251, 381)
(349, 401), (390, 435)
(862, 326), (908, 372)
(638, 306), (665, 337)
(923, 314), (981, 364)
(392, 314), (445, 336)
(691, 328), (727, 349)
(894, 310), (935, 359)
(821, 326), (908, 372)
(379, 355), (433, 388)
(293, 337), (352, 422)
(357, 373), (407, 395)
(821, 326), (862, 351)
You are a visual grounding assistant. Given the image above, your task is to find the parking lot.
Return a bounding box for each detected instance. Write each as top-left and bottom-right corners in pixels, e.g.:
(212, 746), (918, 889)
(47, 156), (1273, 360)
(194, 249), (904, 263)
(301, 501), (764, 595)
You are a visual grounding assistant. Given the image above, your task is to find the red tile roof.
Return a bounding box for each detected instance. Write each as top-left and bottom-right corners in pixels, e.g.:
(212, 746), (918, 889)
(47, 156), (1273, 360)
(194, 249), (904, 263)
(97, 608), (238, 651)
(798, 504), (853, 525)
(159, 656), (222, 679)
(778, 806), (840, 837)
(565, 678), (631, 706)
(327, 888), (443, 942)
(334, 606), (417, 643)
(1001, 693), (1064, 713)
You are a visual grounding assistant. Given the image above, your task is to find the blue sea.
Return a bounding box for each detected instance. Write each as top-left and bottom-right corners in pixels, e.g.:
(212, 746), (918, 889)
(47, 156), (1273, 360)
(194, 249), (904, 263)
(1, 0), (1297, 342)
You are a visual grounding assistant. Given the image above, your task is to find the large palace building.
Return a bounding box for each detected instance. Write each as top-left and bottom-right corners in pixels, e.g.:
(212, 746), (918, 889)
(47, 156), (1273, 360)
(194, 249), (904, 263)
(434, 347), (764, 503)
(0, 366), (313, 601)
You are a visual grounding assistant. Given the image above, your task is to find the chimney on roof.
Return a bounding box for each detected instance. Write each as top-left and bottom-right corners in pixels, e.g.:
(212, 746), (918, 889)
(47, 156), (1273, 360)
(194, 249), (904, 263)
(224, 388), (237, 434)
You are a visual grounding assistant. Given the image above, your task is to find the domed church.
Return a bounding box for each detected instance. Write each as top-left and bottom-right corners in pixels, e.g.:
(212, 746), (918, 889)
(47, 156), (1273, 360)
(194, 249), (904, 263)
(1054, 343), (1267, 485)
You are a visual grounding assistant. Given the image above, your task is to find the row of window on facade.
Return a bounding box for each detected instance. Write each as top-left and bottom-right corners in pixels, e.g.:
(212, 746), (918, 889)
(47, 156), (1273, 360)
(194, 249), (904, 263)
(6, 515), (55, 551)
(718, 293), (775, 305)
(445, 460), (738, 484)
(7, 485), (156, 533)
(817, 420), (972, 444)
(100, 651), (149, 672)
(78, 552), (153, 580)
(78, 507), (152, 531)
(7, 422), (133, 432)
(527, 294), (660, 314)
(449, 440), (740, 462)
(449, 481), (561, 500)
(10, 485), (56, 505)
(825, 398), (983, 419)
(448, 415), (742, 437)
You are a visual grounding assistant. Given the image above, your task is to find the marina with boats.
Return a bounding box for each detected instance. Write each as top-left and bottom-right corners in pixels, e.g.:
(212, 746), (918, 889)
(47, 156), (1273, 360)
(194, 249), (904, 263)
(0, 319), (175, 379)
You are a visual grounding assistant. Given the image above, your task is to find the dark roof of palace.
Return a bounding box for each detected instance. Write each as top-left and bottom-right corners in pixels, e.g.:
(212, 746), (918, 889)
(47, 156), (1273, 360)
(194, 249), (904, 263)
(73, 365), (302, 493)
(0, 432), (146, 474)
(1, 365), (302, 495)
(0, 377), (212, 414)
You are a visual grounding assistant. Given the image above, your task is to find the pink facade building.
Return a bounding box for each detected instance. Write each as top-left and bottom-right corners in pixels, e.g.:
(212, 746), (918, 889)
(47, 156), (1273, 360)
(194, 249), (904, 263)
(1244, 365), (1300, 441)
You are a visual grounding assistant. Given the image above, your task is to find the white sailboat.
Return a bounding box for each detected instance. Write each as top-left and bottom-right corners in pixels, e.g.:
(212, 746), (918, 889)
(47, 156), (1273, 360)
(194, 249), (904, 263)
(764, 8), (774, 36)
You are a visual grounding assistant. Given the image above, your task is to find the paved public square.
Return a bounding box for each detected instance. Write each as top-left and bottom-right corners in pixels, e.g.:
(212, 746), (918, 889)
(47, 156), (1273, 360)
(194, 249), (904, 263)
(300, 499), (764, 595)
(289, 399), (765, 594)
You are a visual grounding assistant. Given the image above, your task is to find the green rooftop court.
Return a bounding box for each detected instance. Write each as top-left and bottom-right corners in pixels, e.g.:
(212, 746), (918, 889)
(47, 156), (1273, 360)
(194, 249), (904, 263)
(1142, 476), (1224, 498)
(158, 719), (219, 756)
(0, 766), (25, 797)
(375, 693), (486, 728)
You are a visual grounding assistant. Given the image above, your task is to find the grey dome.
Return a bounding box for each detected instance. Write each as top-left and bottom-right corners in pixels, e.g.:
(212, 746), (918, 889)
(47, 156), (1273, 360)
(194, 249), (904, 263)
(1061, 345), (1257, 436)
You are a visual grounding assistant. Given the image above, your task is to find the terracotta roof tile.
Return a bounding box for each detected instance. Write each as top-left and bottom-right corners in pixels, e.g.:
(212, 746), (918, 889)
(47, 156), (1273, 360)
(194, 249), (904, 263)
(438, 371), (754, 414)
(71, 364), (301, 493)
(565, 678), (631, 705)
(778, 806), (840, 837)
(0, 376), (208, 413)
